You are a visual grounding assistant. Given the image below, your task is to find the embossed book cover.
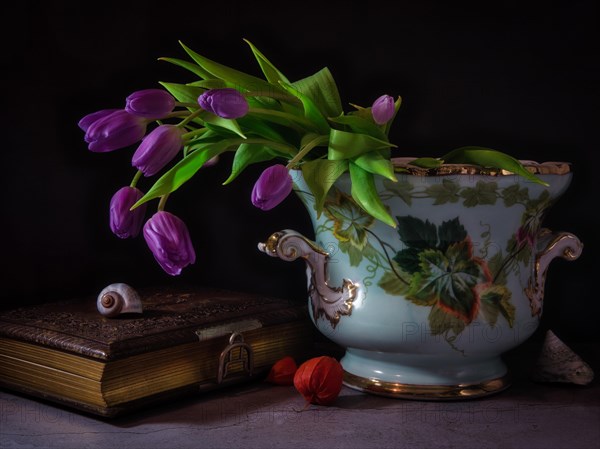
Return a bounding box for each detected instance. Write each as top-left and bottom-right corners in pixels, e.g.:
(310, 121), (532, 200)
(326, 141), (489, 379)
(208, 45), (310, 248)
(0, 287), (314, 417)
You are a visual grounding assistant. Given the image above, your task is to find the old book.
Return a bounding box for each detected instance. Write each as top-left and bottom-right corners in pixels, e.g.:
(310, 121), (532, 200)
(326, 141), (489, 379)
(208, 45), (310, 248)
(0, 286), (314, 417)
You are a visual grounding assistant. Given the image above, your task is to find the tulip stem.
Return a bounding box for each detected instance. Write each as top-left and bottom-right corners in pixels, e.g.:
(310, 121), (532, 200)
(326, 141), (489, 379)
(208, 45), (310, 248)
(177, 109), (203, 128)
(157, 194), (169, 212)
(162, 111), (192, 119)
(175, 101), (199, 109)
(286, 135), (329, 169)
(182, 127), (209, 141)
(130, 170), (143, 188)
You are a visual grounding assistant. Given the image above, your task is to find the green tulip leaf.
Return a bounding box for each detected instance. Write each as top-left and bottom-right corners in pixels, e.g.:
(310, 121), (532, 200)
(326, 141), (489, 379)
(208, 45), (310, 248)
(159, 82), (204, 105)
(158, 57), (212, 79)
(243, 39), (290, 85)
(198, 110), (246, 139)
(353, 151), (397, 182)
(223, 143), (277, 185)
(349, 162), (396, 227)
(410, 157), (444, 169)
(188, 79), (228, 89)
(279, 81), (330, 134)
(328, 129), (395, 160)
(328, 114), (387, 141)
(179, 41), (280, 95)
(236, 114), (289, 144)
(290, 67), (343, 118)
(133, 139), (238, 208)
(300, 159), (349, 216)
(442, 146), (548, 186)
(247, 105), (315, 131)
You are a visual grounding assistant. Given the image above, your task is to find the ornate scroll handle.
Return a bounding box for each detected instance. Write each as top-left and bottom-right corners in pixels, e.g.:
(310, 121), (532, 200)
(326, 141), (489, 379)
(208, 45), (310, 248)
(526, 229), (583, 316)
(259, 229), (329, 262)
(258, 229), (359, 328)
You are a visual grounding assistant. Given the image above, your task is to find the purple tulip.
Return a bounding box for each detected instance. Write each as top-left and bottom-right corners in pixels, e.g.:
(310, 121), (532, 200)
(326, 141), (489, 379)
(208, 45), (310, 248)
(251, 164), (293, 211)
(143, 211), (196, 276)
(109, 186), (147, 238)
(78, 109), (120, 132)
(132, 124), (185, 176)
(198, 88), (249, 119)
(371, 94), (395, 125)
(84, 110), (149, 152)
(125, 89), (176, 119)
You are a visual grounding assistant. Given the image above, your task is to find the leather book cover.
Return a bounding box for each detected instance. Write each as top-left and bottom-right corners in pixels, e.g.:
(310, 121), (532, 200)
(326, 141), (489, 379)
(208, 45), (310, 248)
(0, 286), (310, 360)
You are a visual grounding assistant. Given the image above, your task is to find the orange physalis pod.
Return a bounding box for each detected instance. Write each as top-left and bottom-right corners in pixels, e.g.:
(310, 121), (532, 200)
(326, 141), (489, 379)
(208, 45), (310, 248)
(293, 356), (344, 405)
(266, 356), (298, 385)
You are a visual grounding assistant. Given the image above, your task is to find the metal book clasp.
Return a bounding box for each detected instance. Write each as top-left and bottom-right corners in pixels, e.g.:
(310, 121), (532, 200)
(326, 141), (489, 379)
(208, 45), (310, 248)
(217, 332), (254, 384)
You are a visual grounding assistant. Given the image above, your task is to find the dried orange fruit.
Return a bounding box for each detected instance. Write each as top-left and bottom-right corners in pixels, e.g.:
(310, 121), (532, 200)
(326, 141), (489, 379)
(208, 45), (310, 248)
(266, 356), (298, 385)
(293, 356), (343, 405)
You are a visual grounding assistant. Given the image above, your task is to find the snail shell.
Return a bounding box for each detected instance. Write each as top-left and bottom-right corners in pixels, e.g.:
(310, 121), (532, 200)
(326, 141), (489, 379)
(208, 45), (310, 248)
(97, 283), (143, 318)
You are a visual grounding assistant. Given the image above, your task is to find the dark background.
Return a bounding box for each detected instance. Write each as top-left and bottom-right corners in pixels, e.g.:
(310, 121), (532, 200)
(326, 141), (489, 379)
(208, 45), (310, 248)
(1, 1), (598, 342)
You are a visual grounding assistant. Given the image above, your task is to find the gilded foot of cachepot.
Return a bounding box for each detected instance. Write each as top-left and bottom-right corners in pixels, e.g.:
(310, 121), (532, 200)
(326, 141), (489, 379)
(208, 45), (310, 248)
(342, 372), (511, 400)
(259, 160), (582, 399)
(341, 350), (511, 399)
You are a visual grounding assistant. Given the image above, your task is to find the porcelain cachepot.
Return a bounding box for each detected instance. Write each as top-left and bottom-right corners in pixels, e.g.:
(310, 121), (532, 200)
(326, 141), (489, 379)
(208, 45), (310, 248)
(259, 158), (582, 399)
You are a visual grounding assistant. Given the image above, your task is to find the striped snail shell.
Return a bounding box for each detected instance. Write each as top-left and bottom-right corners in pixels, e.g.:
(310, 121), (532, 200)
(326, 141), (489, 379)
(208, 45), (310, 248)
(97, 283), (143, 318)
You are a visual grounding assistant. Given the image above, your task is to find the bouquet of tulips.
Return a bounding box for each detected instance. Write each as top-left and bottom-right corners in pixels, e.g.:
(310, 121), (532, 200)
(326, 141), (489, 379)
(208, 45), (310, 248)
(79, 40), (544, 275)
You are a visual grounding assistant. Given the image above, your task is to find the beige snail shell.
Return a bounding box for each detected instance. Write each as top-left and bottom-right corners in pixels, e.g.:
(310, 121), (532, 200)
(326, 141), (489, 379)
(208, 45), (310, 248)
(97, 283), (143, 318)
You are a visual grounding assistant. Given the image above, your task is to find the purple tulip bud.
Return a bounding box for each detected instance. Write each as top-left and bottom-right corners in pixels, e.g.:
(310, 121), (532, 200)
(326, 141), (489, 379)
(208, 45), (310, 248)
(125, 89), (176, 119)
(132, 125), (185, 177)
(84, 110), (149, 152)
(143, 211), (196, 276)
(109, 186), (147, 238)
(198, 88), (249, 119)
(251, 164), (293, 211)
(371, 94), (395, 125)
(203, 155), (220, 168)
(78, 109), (120, 132)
